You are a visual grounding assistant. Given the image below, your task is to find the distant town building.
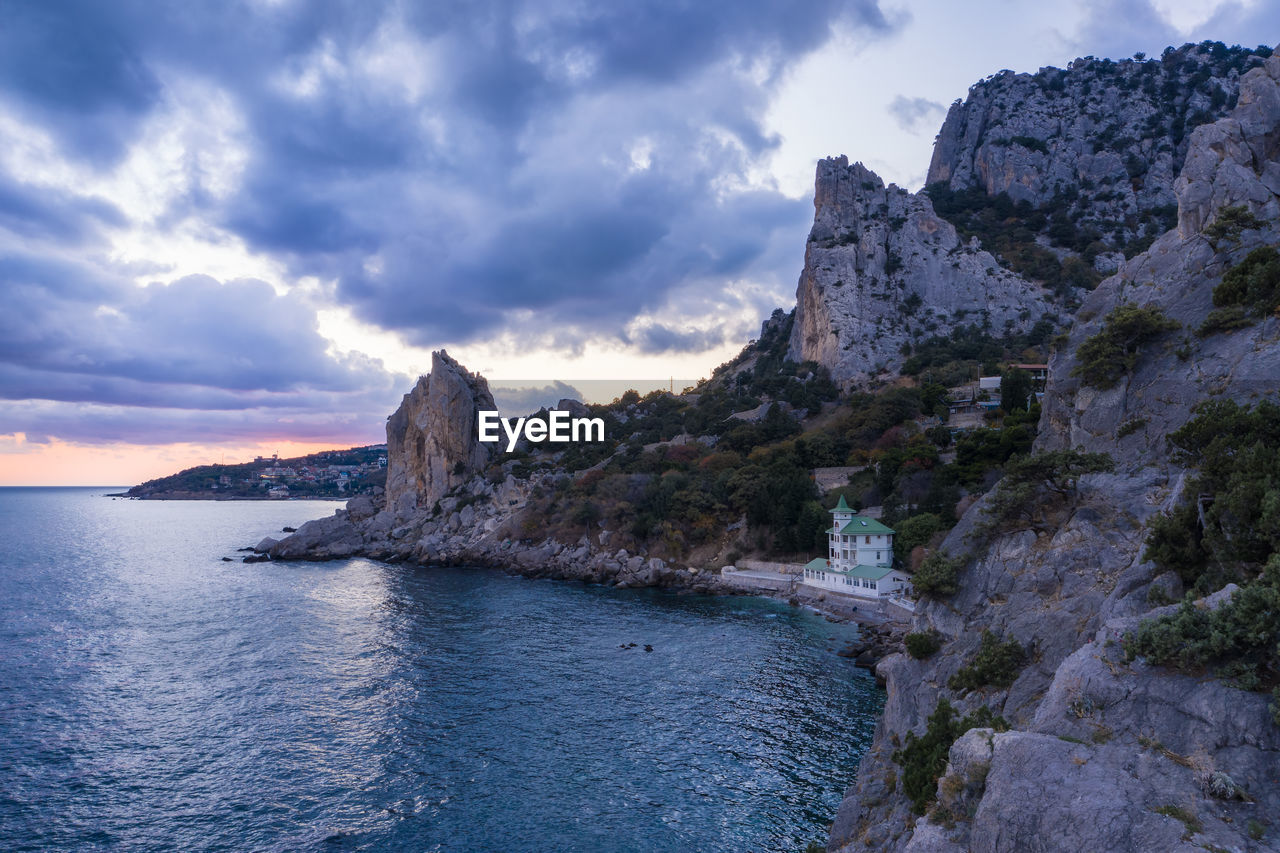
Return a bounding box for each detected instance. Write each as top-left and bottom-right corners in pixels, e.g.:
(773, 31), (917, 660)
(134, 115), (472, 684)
(801, 496), (911, 599)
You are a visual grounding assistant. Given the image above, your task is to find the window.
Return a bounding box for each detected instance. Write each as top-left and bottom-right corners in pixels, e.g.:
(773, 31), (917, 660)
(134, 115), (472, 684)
(865, 535), (871, 544)
(877, 551), (881, 561)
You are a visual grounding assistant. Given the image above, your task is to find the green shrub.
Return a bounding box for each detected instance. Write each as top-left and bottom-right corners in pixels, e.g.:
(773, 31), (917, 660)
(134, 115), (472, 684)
(1212, 245), (1280, 316)
(913, 552), (964, 597)
(1011, 135), (1049, 154)
(978, 449), (1114, 534)
(1197, 304), (1254, 337)
(922, 182), (1103, 295)
(894, 513), (944, 561)
(1203, 204), (1265, 246)
(1143, 501), (1207, 586)
(1116, 417), (1148, 438)
(905, 631), (943, 659)
(1144, 399), (1280, 590)
(1071, 302), (1180, 389)
(1152, 804), (1201, 840)
(892, 699), (1008, 814)
(1126, 555), (1280, 699)
(948, 630), (1027, 691)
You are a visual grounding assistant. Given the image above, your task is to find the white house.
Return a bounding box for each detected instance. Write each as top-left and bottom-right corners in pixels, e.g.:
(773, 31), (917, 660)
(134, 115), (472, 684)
(801, 496), (911, 599)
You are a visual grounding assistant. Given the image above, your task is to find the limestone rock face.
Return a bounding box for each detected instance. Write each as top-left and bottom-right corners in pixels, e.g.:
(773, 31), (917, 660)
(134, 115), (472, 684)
(1042, 52), (1280, 465)
(384, 350), (496, 520)
(830, 53), (1280, 853)
(929, 45), (1269, 250)
(787, 157), (1054, 387)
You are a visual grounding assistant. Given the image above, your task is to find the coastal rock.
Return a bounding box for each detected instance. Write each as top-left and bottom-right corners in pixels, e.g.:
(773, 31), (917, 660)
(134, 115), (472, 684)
(384, 350), (496, 521)
(787, 157), (1054, 388)
(269, 509), (363, 560)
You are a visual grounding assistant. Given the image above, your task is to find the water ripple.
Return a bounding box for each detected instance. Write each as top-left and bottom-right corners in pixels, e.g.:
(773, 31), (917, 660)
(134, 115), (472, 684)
(0, 488), (882, 852)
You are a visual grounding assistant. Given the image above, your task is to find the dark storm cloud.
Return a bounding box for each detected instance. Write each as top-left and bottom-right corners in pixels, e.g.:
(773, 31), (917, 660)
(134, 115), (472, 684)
(629, 325), (732, 355)
(0, 172), (126, 245)
(0, 0), (895, 333)
(0, 2), (161, 164)
(0, 268), (401, 394)
(0, 0), (900, 446)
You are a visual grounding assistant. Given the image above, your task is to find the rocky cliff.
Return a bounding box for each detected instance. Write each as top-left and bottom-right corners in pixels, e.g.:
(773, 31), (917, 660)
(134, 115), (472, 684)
(828, 53), (1280, 853)
(791, 44), (1273, 391)
(787, 157), (1055, 387)
(384, 350), (496, 521)
(929, 43), (1271, 255)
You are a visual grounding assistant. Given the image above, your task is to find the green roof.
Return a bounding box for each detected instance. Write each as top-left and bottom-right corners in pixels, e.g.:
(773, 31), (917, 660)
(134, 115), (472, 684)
(805, 561), (897, 581)
(839, 516), (895, 535)
(830, 495), (852, 513)
(846, 564), (895, 580)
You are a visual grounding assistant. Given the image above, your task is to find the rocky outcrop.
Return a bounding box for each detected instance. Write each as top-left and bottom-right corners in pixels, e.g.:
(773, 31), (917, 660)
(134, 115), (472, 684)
(787, 157), (1055, 387)
(384, 350), (496, 521)
(263, 353), (734, 595)
(829, 53), (1280, 853)
(928, 44), (1270, 252)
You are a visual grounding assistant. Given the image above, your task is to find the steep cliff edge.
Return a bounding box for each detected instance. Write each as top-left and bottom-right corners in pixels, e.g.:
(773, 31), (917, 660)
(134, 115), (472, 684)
(829, 54), (1280, 853)
(385, 350), (496, 521)
(787, 157), (1055, 387)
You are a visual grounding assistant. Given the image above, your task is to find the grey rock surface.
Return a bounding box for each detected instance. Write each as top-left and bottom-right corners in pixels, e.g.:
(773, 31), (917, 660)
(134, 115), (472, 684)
(787, 157), (1055, 387)
(929, 45), (1270, 251)
(384, 350), (496, 521)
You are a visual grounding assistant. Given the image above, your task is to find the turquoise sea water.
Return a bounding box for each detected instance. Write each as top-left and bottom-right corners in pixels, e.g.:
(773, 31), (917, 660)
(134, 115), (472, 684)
(0, 487), (882, 852)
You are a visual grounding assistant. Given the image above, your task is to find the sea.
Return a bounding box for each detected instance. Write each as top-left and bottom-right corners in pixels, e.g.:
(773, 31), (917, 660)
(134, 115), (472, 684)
(0, 487), (883, 852)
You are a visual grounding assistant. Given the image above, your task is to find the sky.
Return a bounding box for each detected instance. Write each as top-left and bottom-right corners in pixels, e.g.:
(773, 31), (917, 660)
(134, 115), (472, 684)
(0, 0), (1276, 485)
